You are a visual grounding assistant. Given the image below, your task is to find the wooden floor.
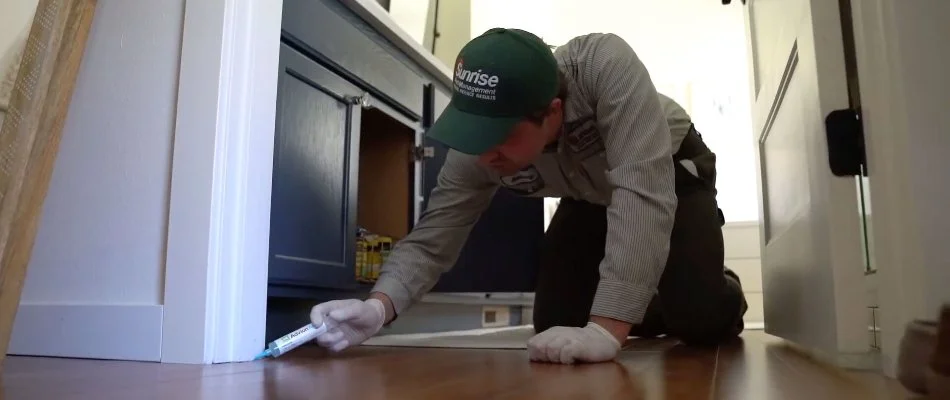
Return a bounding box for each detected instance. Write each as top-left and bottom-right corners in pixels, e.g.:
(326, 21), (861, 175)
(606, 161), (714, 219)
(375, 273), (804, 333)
(1, 331), (911, 399)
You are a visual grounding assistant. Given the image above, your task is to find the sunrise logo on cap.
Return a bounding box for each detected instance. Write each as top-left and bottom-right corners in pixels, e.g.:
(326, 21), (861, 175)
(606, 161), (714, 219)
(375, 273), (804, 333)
(455, 60), (499, 87)
(453, 58), (500, 101)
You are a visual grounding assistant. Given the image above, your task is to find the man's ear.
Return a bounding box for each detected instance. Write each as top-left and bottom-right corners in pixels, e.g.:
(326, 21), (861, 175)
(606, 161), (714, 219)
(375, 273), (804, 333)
(543, 98), (564, 141)
(549, 97), (563, 115)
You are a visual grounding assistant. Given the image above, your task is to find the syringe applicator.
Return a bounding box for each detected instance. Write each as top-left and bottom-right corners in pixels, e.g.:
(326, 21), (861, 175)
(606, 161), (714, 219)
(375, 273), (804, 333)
(254, 321), (329, 360)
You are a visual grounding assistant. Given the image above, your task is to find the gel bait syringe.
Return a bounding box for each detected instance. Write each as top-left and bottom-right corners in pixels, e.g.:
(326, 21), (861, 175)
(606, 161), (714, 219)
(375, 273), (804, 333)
(254, 321), (328, 360)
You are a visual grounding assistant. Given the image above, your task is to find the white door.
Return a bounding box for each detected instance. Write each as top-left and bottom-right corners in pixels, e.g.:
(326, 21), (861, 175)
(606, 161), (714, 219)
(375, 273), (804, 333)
(744, 0), (875, 367)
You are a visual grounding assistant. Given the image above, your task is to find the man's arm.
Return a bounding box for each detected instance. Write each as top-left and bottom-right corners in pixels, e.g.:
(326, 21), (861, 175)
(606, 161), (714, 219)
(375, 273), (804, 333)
(585, 34), (677, 339)
(370, 150), (499, 323)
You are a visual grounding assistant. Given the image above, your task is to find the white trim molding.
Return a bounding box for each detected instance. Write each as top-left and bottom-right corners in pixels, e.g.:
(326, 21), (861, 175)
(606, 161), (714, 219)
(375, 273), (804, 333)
(851, 0), (950, 377)
(9, 304), (163, 361)
(162, 0), (281, 364)
(209, 0), (282, 364)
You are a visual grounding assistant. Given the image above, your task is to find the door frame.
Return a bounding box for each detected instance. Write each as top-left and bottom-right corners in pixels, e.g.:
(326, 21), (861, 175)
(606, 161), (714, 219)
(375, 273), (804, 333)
(161, 0), (282, 364)
(743, 0), (947, 377)
(743, 0), (872, 368)
(848, 0), (949, 377)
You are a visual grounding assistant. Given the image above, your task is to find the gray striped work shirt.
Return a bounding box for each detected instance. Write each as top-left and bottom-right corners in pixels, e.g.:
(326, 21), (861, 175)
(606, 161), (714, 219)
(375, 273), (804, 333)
(372, 33), (691, 324)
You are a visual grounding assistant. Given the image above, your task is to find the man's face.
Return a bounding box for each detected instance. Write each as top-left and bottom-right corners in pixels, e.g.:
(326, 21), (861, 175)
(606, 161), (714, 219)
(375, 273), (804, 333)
(477, 99), (563, 176)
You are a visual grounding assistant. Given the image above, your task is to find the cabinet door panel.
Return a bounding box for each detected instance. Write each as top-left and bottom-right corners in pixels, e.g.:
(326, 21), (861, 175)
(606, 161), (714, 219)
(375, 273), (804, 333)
(282, 0), (426, 119)
(422, 86), (543, 293)
(419, 86), (451, 213)
(270, 44), (361, 289)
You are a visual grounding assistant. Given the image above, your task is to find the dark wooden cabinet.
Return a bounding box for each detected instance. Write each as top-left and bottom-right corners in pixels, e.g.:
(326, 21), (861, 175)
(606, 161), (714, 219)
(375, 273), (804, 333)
(419, 86), (450, 214)
(268, 0), (544, 298)
(269, 44), (362, 289)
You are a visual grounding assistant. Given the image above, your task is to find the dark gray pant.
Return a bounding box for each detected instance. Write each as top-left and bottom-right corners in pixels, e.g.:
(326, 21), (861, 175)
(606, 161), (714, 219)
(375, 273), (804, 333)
(532, 127), (747, 346)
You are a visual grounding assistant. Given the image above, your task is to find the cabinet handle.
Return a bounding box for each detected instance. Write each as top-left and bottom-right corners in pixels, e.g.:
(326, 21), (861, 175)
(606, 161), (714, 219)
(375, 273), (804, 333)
(412, 145), (435, 160)
(345, 95), (372, 109)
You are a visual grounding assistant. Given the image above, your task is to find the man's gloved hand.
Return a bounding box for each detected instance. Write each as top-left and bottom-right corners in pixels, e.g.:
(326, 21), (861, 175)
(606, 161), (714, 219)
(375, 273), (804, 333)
(310, 298), (386, 352)
(527, 322), (622, 364)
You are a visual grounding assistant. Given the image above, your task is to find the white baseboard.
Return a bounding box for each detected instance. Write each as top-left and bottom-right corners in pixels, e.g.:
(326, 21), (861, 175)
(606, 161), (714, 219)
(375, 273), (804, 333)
(8, 304), (163, 361)
(421, 293), (535, 306)
(779, 338), (882, 371)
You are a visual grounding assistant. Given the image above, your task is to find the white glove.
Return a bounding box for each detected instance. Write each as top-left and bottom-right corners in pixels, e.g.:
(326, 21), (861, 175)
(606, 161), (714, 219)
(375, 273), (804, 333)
(527, 322), (622, 364)
(310, 298), (386, 352)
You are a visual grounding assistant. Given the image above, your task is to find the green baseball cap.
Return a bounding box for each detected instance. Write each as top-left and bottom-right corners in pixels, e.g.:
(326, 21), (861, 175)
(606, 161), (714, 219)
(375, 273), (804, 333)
(427, 28), (559, 155)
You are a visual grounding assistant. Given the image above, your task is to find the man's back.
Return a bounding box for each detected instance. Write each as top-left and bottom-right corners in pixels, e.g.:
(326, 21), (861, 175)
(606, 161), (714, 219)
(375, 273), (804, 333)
(553, 33), (693, 157)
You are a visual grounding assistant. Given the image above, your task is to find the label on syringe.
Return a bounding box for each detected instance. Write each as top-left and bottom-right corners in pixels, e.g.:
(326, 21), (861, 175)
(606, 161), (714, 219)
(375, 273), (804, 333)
(272, 322), (328, 355)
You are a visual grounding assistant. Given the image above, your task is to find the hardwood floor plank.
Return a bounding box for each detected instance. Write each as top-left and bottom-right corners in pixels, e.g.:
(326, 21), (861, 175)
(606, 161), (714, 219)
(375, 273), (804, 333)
(645, 343), (720, 399)
(713, 332), (904, 400)
(0, 331), (908, 399)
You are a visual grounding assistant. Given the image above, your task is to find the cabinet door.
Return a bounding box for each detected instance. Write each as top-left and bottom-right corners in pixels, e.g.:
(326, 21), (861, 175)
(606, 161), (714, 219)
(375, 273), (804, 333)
(269, 43), (362, 289)
(422, 86), (544, 293)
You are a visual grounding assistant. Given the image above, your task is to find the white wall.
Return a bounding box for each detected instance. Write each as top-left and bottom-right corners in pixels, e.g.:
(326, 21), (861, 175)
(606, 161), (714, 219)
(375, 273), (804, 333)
(723, 222), (764, 326)
(471, 0), (758, 223)
(8, 0), (185, 361)
(0, 0), (38, 70)
(22, 0), (183, 305)
(0, 0), (40, 117)
(851, 0), (950, 376)
(431, 0), (470, 68)
(387, 0), (432, 46)
(889, 2), (950, 321)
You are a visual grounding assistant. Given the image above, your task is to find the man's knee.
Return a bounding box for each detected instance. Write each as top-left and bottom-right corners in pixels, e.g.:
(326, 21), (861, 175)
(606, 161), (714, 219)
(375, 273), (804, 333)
(669, 312), (745, 347)
(675, 314), (745, 346)
(665, 275), (748, 346)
